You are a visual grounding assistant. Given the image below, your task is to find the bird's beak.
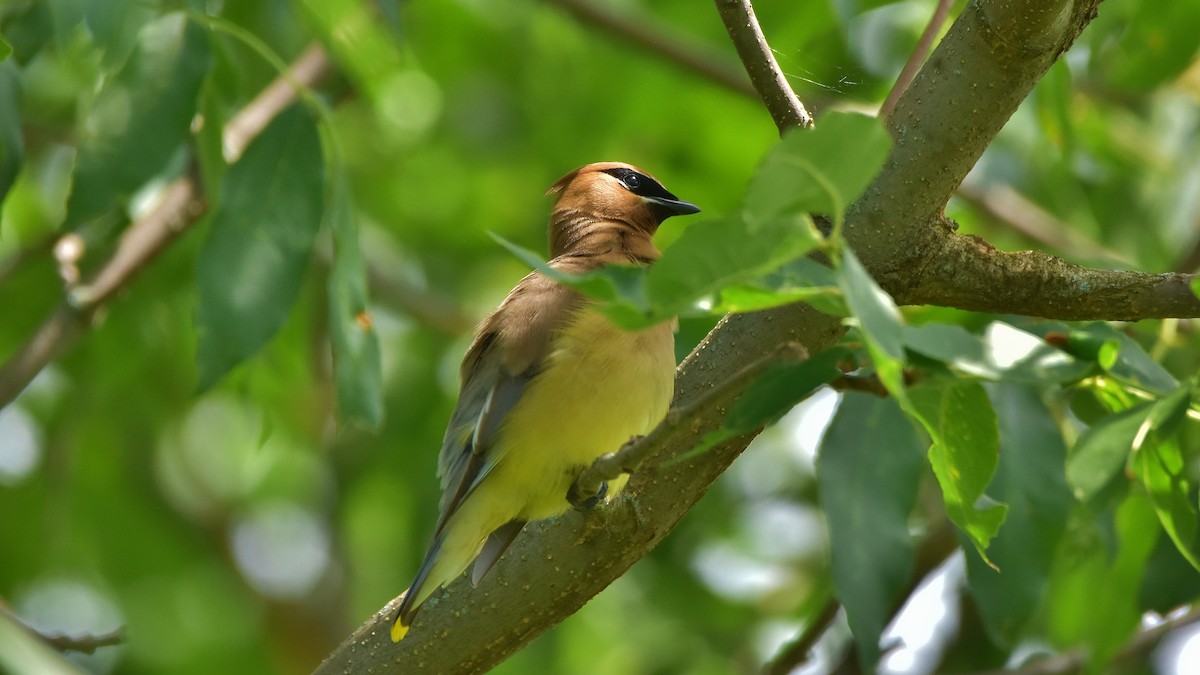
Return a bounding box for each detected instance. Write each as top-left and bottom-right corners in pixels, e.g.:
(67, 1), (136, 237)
(644, 195), (702, 217)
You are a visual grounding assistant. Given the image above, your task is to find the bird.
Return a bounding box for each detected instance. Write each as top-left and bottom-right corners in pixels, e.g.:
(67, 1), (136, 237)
(391, 162), (701, 642)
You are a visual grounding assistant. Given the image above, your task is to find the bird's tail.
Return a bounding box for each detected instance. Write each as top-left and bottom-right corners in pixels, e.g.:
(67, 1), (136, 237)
(392, 536), (441, 641)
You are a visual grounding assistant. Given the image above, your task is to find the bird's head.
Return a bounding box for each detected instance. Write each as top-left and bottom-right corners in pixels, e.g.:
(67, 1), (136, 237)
(546, 162), (700, 257)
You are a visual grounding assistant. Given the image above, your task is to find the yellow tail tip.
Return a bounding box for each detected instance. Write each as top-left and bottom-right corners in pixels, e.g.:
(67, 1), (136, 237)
(391, 619), (410, 643)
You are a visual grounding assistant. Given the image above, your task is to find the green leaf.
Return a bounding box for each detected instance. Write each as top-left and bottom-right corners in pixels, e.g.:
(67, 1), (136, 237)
(195, 105), (324, 390)
(0, 61), (21, 206)
(66, 12), (210, 226)
(490, 233), (654, 327)
(1143, 381), (1193, 440)
(963, 383), (1072, 646)
(1073, 324), (1177, 393)
(86, 0), (156, 72)
(909, 378), (1008, 558)
(819, 392), (925, 671)
(0, 34), (11, 61)
(327, 170), (383, 429)
(708, 258), (846, 316)
(1047, 493), (1159, 666)
(646, 213), (822, 322)
(903, 322), (1091, 385)
(838, 246), (903, 362)
(1065, 402), (1152, 501)
(1135, 439), (1200, 571)
(745, 112), (891, 224)
(493, 212), (822, 330)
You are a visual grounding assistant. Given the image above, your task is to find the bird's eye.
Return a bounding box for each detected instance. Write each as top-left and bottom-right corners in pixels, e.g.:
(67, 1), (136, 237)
(622, 171), (641, 189)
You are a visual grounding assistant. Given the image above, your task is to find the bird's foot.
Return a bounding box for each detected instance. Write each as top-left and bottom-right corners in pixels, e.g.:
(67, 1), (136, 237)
(569, 479), (608, 511)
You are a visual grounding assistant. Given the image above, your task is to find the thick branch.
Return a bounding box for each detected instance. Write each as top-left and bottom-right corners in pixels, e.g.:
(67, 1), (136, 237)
(900, 233), (1200, 319)
(315, 305), (845, 675)
(713, 0), (812, 132)
(0, 46), (333, 411)
(848, 0), (1099, 281)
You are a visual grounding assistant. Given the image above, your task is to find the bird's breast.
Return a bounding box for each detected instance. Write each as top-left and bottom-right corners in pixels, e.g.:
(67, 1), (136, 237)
(491, 307), (675, 520)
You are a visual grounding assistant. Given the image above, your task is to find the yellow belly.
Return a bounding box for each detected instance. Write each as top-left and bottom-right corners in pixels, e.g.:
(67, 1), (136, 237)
(487, 309), (675, 520)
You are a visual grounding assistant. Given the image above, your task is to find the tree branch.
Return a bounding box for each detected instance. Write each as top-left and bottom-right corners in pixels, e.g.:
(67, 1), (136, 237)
(969, 603), (1200, 675)
(315, 305), (846, 675)
(547, 0), (757, 100)
(899, 231), (1200, 319)
(318, 0), (1112, 671)
(713, 0), (813, 133)
(880, 0), (954, 119)
(0, 46), (333, 411)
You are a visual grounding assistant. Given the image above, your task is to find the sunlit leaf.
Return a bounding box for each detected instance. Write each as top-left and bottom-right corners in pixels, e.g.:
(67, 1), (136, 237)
(745, 112), (891, 224)
(646, 213), (822, 323)
(1135, 439), (1200, 571)
(909, 378), (1007, 558)
(196, 105), (324, 390)
(820, 392), (925, 671)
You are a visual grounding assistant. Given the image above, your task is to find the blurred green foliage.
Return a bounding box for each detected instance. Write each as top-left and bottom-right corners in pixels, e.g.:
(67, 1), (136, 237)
(1, 1), (1200, 674)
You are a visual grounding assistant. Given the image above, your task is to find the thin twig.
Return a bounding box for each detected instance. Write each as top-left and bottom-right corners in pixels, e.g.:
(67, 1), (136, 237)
(767, 521), (960, 675)
(569, 342), (808, 506)
(547, 0), (757, 100)
(38, 628), (124, 654)
(713, 0), (813, 133)
(968, 604), (1200, 675)
(0, 45), (333, 411)
(880, 0), (954, 119)
(763, 600), (841, 675)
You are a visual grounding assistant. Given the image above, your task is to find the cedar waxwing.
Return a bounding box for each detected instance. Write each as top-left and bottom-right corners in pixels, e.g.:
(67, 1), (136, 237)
(391, 162), (701, 641)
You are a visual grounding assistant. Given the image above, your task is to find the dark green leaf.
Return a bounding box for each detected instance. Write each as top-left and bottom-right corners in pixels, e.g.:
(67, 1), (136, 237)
(1065, 402), (1152, 501)
(1140, 533), (1200, 613)
(909, 378), (1007, 558)
(745, 112), (891, 224)
(195, 105), (324, 390)
(66, 13), (210, 226)
(721, 347), (848, 434)
(1144, 382), (1193, 440)
(963, 383), (1072, 646)
(327, 171), (383, 429)
(0, 61), (21, 205)
(819, 392), (925, 671)
(86, 0), (157, 72)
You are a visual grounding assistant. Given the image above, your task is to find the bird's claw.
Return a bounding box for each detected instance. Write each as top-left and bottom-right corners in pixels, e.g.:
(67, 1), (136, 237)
(569, 480), (608, 511)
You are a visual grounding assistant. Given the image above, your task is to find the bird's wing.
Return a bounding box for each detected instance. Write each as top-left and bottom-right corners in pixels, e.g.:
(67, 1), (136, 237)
(432, 268), (585, 535)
